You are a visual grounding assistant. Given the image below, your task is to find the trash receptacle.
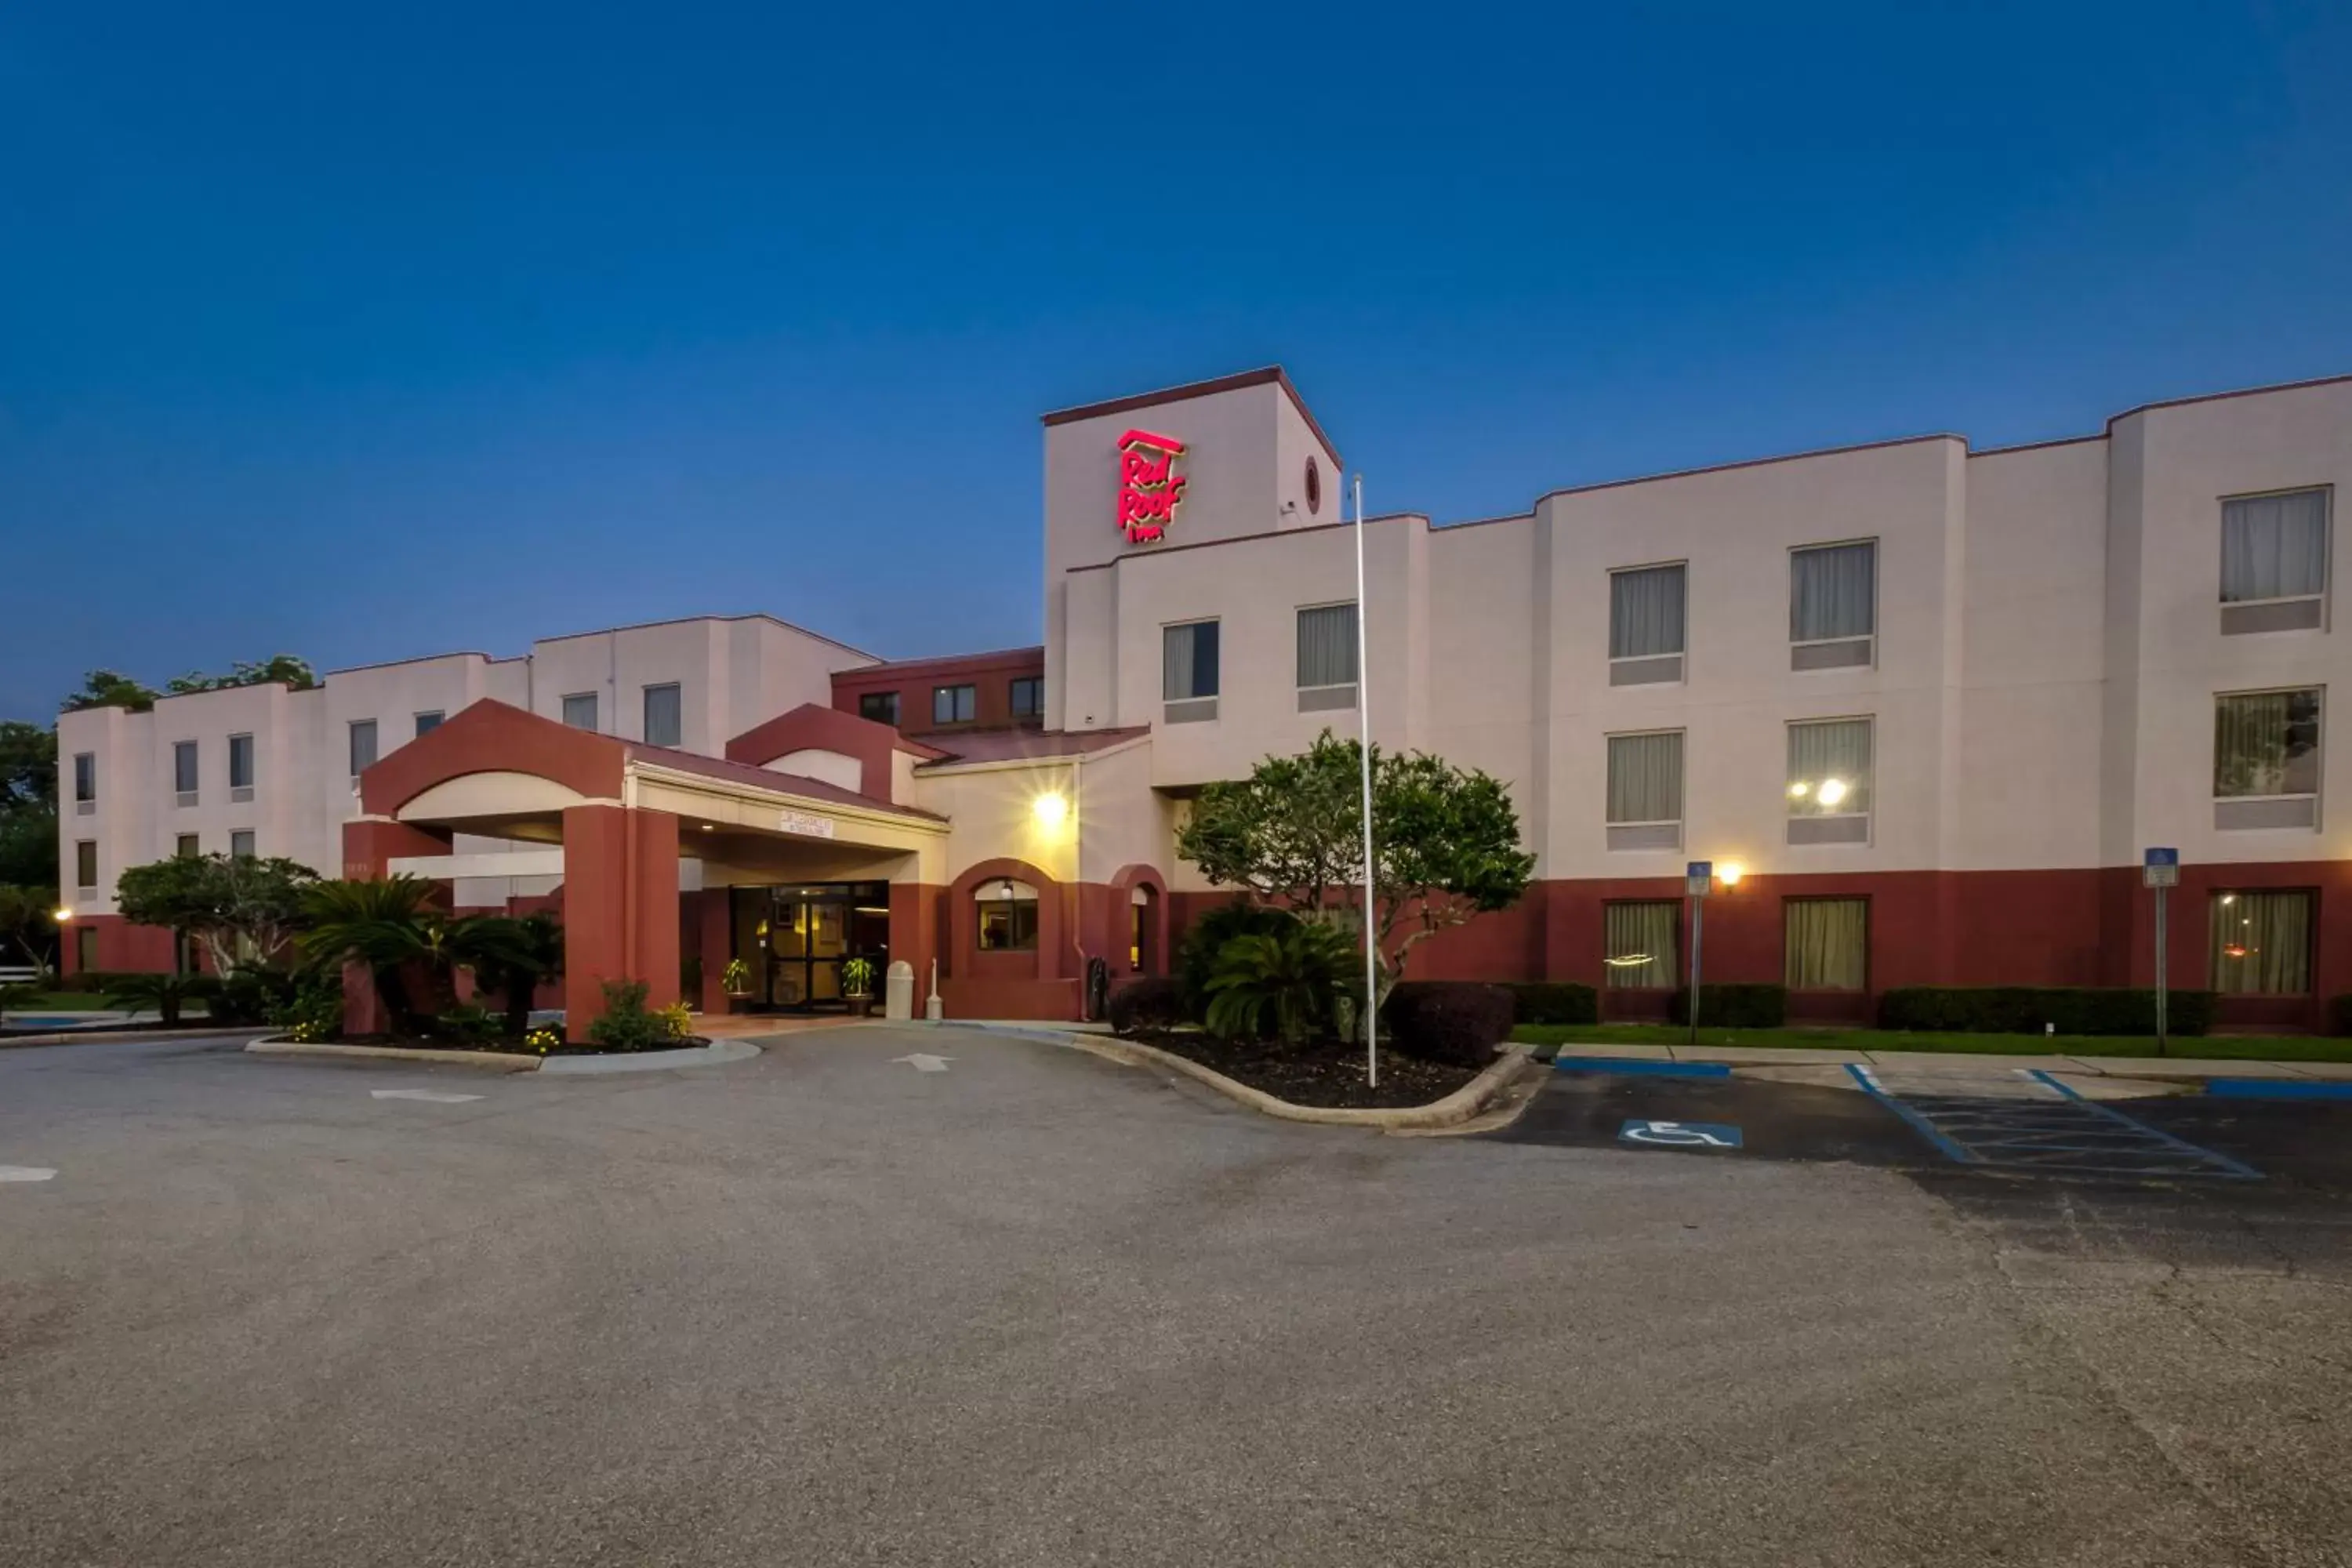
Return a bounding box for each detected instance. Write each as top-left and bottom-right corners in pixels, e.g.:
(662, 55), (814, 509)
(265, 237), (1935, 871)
(884, 960), (915, 1022)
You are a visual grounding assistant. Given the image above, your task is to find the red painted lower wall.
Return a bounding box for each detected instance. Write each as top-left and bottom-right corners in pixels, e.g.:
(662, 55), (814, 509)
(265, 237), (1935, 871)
(57, 914), (179, 976)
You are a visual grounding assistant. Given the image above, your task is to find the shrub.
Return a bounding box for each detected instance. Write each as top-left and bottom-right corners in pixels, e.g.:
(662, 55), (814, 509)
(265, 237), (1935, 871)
(434, 1004), (504, 1044)
(654, 1000), (695, 1041)
(1877, 986), (2214, 1037)
(1178, 902), (1300, 1018)
(1204, 922), (1358, 1045)
(1505, 982), (1597, 1025)
(1107, 976), (1189, 1035)
(1383, 981), (1517, 1069)
(1668, 983), (1787, 1028)
(586, 979), (671, 1051)
(211, 968), (295, 1027)
(100, 971), (218, 1027)
(269, 974), (346, 1042)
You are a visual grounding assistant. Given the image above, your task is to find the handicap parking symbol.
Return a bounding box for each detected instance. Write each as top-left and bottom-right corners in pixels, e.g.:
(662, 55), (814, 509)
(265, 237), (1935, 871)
(1619, 1119), (1743, 1150)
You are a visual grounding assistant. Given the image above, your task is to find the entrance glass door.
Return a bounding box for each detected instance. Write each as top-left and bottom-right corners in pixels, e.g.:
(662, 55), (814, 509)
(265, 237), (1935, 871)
(731, 883), (891, 1012)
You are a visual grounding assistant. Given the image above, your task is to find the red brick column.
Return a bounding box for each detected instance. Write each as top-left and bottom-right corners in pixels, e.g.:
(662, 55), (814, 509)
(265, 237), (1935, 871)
(560, 804), (681, 1041)
(338, 818), (455, 1036)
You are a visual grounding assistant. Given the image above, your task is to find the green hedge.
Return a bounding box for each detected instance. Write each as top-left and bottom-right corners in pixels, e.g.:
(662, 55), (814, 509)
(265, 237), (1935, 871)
(1668, 983), (1787, 1028)
(1504, 982), (1597, 1025)
(1877, 986), (2214, 1037)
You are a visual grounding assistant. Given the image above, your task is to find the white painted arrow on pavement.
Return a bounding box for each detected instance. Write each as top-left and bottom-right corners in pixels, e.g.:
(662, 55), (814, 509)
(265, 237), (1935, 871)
(371, 1089), (485, 1103)
(0, 1165), (57, 1182)
(891, 1054), (953, 1073)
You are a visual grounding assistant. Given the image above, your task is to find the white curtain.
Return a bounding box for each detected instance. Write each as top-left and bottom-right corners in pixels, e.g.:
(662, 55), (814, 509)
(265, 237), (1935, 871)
(1606, 731), (1683, 823)
(1605, 902), (1678, 989)
(1785, 898), (1868, 990)
(2209, 890), (2313, 995)
(1296, 604), (1358, 688)
(1787, 719), (1872, 815)
(1610, 564), (1686, 659)
(643, 684), (682, 747)
(1791, 542), (1876, 641)
(1163, 622), (1218, 700)
(2221, 491), (2328, 602)
(2214, 690), (2321, 797)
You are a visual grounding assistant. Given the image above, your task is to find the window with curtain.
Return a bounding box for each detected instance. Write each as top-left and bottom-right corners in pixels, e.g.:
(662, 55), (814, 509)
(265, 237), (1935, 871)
(858, 691), (900, 726)
(74, 840), (97, 889)
(1790, 542), (1876, 642)
(74, 753), (95, 803)
(1163, 620), (1220, 700)
(932, 684), (976, 724)
(2214, 689), (2321, 798)
(228, 734), (255, 790)
(643, 684), (682, 746)
(175, 834), (198, 858)
(1606, 731), (1684, 825)
(2221, 490), (2328, 603)
(1785, 898), (1868, 990)
(230, 830), (255, 859)
(1787, 719), (1872, 816)
(561, 692), (598, 731)
(1010, 677), (1044, 717)
(976, 879), (1040, 951)
(413, 711), (444, 738)
(349, 720), (379, 776)
(2209, 889), (2313, 994)
(1609, 564), (1686, 659)
(1603, 901), (1677, 989)
(1297, 603), (1358, 689)
(172, 741), (198, 797)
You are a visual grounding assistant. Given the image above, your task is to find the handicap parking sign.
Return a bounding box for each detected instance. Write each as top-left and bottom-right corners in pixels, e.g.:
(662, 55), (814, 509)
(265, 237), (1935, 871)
(1620, 1119), (1743, 1150)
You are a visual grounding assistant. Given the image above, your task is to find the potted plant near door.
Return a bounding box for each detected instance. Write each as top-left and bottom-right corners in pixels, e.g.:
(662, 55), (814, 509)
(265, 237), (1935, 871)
(842, 956), (877, 1018)
(721, 957), (754, 1013)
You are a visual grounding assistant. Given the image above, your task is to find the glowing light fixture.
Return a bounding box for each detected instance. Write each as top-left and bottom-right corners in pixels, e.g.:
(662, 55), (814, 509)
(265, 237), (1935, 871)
(700, 823), (715, 832)
(1032, 792), (1070, 828)
(52, 906), (73, 923)
(1816, 778), (1849, 808)
(1602, 953), (1654, 967)
(1788, 781), (1809, 799)
(2220, 893), (2237, 906)
(1717, 862), (1745, 889)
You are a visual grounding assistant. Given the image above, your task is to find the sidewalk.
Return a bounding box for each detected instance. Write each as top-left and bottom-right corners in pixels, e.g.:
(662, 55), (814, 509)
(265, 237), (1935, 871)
(1544, 1040), (2352, 1082)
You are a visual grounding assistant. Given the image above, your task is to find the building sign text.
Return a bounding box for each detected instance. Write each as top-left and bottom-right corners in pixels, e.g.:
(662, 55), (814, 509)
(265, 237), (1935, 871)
(1116, 428), (1189, 543)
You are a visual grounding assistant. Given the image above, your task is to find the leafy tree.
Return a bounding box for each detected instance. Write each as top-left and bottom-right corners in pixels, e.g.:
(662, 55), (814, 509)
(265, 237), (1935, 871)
(101, 971), (216, 1027)
(445, 911), (564, 1037)
(0, 884), (59, 973)
(1178, 729), (1536, 1014)
(295, 876), (437, 1035)
(164, 655), (320, 695)
(1203, 922), (1359, 1046)
(60, 670), (162, 713)
(0, 721), (59, 899)
(114, 853), (318, 976)
(0, 720), (56, 810)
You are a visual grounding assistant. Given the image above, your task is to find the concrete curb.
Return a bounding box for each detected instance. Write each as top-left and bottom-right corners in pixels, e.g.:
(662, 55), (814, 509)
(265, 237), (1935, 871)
(2, 1025), (259, 1051)
(539, 1040), (762, 1074)
(952, 1022), (1541, 1130)
(1526, 1040), (2352, 1084)
(245, 1038), (543, 1072)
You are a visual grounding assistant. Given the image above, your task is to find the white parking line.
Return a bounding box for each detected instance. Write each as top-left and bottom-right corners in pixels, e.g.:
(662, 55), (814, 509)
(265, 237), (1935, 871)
(0, 1165), (58, 1181)
(370, 1089), (485, 1104)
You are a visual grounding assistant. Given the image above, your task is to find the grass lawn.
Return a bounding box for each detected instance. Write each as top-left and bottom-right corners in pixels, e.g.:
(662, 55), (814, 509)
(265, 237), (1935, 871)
(1512, 1022), (2352, 1063)
(2, 993), (114, 1012)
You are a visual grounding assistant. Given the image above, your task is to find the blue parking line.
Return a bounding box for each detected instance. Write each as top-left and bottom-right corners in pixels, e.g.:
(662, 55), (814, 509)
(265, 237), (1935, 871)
(2024, 1070), (2263, 1179)
(1843, 1064), (1977, 1164)
(1552, 1057), (1730, 1080)
(2205, 1078), (2352, 1102)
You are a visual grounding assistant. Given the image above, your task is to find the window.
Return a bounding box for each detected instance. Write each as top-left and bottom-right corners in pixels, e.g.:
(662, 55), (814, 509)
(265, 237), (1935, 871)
(2221, 488), (2329, 634)
(975, 878), (1040, 951)
(74, 840), (97, 889)
(1787, 718), (1873, 845)
(414, 710), (445, 738)
(2214, 688), (2321, 830)
(638, 683), (682, 747)
(176, 833), (199, 858)
(1163, 619), (1220, 722)
(1604, 901), (1677, 989)
(1606, 731), (1684, 851)
(2209, 889), (2314, 995)
(230, 830), (256, 859)
(1785, 898), (1868, 990)
(228, 732), (255, 800)
(562, 692), (599, 731)
(858, 691), (901, 727)
(76, 926), (97, 973)
(1609, 564), (1686, 684)
(349, 719), (379, 777)
(1295, 602), (1359, 711)
(73, 752), (96, 807)
(1790, 541), (1876, 669)
(932, 684), (977, 725)
(172, 740), (198, 804)
(1009, 676), (1044, 720)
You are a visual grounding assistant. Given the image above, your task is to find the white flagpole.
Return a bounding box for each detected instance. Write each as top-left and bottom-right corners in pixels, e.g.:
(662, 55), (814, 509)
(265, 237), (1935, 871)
(1353, 474), (1378, 1090)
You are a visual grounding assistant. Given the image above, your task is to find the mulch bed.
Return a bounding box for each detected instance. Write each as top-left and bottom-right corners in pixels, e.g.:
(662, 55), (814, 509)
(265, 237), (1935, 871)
(1120, 1029), (1480, 1110)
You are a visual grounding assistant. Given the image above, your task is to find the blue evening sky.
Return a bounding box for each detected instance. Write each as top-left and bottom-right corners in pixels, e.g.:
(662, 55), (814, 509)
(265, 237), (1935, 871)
(3, 2), (2348, 718)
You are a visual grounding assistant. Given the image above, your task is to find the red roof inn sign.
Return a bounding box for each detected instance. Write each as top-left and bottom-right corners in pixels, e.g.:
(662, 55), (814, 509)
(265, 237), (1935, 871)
(1116, 428), (1188, 543)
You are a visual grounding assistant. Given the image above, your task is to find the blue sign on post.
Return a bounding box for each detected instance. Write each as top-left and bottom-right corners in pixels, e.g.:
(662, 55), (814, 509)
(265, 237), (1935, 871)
(2143, 847), (2179, 888)
(1686, 861), (1712, 898)
(1620, 1119), (1744, 1150)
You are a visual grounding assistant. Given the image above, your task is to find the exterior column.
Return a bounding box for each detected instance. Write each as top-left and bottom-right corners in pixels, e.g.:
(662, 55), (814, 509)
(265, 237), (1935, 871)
(338, 817), (454, 1037)
(560, 804), (681, 1041)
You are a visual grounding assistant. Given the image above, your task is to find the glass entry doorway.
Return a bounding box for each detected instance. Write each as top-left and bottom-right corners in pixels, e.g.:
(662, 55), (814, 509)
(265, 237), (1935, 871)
(730, 882), (891, 1011)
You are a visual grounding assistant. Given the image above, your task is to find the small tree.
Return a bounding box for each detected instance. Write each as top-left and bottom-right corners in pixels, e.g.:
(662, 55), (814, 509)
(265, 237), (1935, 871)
(445, 912), (564, 1037)
(60, 670), (162, 713)
(114, 853), (318, 976)
(0, 884), (57, 974)
(295, 876), (436, 1036)
(1178, 730), (1536, 1014)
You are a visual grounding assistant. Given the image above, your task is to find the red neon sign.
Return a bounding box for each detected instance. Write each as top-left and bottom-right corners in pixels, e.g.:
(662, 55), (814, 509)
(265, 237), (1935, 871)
(1116, 428), (1189, 543)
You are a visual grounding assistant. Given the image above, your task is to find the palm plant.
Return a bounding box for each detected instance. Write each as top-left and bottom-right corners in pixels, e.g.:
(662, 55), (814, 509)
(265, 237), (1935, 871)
(1203, 921), (1359, 1047)
(295, 876), (437, 1036)
(446, 912), (564, 1038)
(100, 971), (216, 1027)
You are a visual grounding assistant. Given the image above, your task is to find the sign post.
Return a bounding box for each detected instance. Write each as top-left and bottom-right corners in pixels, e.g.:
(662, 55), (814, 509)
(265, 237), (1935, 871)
(2143, 848), (2179, 1056)
(1685, 862), (1712, 1044)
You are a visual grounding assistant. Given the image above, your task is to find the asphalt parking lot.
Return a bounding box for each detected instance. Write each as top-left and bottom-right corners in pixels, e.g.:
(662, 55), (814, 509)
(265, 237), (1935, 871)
(4, 1028), (2350, 1566)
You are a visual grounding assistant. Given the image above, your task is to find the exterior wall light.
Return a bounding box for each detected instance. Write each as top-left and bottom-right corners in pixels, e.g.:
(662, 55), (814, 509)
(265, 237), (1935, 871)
(52, 906), (73, 923)
(1032, 793), (1070, 828)
(1716, 862), (1745, 889)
